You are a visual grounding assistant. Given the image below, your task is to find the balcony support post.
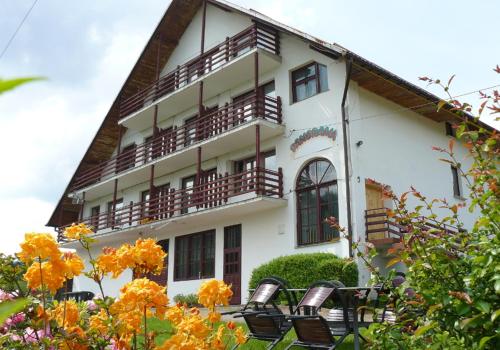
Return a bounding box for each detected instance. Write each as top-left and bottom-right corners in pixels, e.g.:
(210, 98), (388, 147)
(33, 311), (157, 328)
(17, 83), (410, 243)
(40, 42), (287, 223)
(149, 164), (155, 218)
(195, 146), (202, 208)
(78, 191), (86, 221)
(254, 51), (260, 119)
(117, 126), (123, 155)
(200, 0), (207, 54)
(112, 179), (118, 229)
(197, 81), (204, 141)
(255, 124), (261, 195)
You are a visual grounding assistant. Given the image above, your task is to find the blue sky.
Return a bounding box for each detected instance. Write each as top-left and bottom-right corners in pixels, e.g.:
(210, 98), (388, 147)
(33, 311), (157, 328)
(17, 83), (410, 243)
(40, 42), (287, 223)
(0, 0), (498, 253)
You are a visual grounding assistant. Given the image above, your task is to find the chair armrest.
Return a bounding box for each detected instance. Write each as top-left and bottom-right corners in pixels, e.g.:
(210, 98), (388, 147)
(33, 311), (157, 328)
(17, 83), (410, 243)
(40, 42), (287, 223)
(232, 311), (270, 318)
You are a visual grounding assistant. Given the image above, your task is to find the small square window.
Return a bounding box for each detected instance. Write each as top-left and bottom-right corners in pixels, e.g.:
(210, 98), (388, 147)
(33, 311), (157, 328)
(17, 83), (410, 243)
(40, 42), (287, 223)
(292, 62), (328, 102)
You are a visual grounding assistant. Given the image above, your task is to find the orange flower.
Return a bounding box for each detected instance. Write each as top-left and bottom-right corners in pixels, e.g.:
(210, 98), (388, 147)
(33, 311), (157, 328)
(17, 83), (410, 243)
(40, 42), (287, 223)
(61, 251), (85, 279)
(63, 223), (94, 240)
(24, 260), (66, 294)
(51, 300), (80, 329)
(89, 309), (109, 335)
(197, 279), (233, 310)
(96, 238), (166, 279)
(110, 278), (168, 336)
(18, 233), (60, 263)
(234, 326), (247, 345)
(207, 311), (221, 323)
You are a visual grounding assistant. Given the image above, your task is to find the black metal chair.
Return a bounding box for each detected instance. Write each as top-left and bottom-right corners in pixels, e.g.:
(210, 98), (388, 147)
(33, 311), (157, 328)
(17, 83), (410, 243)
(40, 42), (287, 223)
(223, 276), (299, 349)
(282, 280), (350, 350)
(62, 291), (95, 302)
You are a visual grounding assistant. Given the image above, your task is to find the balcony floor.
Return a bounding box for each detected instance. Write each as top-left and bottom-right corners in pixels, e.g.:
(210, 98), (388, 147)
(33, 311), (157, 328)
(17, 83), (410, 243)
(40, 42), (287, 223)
(61, 196), (287, 248)
(74, 118), (285, 201)
(119, 48), (282, 131)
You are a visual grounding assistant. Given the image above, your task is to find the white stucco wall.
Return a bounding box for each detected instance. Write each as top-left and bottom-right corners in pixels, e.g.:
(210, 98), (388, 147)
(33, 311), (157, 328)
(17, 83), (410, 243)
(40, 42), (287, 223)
(69, 4), (478, 300)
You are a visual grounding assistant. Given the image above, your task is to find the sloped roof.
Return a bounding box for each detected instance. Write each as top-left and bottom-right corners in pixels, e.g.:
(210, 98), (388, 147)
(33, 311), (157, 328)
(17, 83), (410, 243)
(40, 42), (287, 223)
(47, 0), (487, 227)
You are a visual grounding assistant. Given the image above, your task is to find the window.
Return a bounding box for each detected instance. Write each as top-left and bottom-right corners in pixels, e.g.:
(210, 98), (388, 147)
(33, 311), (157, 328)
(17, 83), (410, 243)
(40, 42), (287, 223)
(184, 115), (198, 147)
(174, 230), (215, 281)
(232, 81), (275, 125)
(451, 166), (462, 197)
(116, 144), (136, 173)
(445, 122), (457, 138)
(234, 150), (277, 193)
(296, 159), (339, 245)
(90, 206), (100, 230)
(292, 62), (328, 102)
(181, 175), (196, 214)
(156, 183), (171, 219)
(140, 190), (150, 219)
(107, 199), (123, 228)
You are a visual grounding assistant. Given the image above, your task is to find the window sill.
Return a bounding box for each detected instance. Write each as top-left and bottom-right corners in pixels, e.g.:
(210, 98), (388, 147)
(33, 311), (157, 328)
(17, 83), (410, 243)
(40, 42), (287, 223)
(295, 237), (341, 249)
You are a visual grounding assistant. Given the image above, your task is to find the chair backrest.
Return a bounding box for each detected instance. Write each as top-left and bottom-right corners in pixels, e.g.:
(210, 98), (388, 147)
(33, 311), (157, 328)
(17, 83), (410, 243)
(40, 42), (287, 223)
(63, 291), (95, 302)
(296, 281), (340, 315)
(244, 276), (298, 313)
(293, 316), (335, 345)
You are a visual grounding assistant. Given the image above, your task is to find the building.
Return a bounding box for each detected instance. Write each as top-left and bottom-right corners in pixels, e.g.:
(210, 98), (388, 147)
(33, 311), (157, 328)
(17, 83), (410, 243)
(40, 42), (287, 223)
(47, 0), (479, 302)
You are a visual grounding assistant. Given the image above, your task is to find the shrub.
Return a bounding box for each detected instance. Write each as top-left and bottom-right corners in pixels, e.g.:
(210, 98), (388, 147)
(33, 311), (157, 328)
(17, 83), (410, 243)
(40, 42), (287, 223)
(249, 253), (358, 292)
(173, 293), (200, 307)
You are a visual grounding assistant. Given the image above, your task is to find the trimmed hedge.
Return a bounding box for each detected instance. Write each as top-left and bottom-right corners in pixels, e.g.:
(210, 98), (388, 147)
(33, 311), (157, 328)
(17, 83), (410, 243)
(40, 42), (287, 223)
(249, 253), (358, 292)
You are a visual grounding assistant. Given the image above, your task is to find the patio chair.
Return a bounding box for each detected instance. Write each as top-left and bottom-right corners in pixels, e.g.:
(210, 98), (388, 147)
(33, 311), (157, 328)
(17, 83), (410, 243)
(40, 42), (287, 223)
(62, 291), (95, 302)
(279, 280), (349, 349)
(223, 276), (299, 349)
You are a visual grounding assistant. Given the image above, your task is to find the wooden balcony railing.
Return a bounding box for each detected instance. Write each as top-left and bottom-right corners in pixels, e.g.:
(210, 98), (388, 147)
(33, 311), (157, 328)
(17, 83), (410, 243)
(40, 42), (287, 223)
(119, 23), (280, 118)
(59, 167), (283, 242)
(365, 208), (459, 245)
(71, 93), (282, 191)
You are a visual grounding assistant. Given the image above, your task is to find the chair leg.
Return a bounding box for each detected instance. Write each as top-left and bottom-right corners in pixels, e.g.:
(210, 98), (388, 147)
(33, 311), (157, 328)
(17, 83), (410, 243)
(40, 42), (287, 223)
(283, 342), (296, 350)
(230, 344), (240, 350)
(267, 337), (283, 349)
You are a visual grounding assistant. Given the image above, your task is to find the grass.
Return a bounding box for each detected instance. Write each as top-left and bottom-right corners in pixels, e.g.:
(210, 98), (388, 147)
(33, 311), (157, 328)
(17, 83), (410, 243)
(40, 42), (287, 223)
(144, 318), (364, 349)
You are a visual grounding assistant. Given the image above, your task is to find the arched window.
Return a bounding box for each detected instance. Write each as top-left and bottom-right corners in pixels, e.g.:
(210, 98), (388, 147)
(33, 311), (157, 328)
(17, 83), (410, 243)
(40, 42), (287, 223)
(296, 159), (339, 245)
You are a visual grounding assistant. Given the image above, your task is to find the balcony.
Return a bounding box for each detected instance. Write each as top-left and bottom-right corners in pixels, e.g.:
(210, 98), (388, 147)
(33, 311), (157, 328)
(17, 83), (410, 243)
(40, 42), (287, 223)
(365, 208), (460, 250)
(70, 93), (283, 198)
(119, 23), (281, 130)
(59, 168), (284, 243)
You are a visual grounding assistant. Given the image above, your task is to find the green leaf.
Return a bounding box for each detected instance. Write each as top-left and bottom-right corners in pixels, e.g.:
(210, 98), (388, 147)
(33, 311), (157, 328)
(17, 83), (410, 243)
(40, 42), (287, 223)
(491, 309), (500, 322)
(475, 300), (491, 313)
(479, 336), (493, 349)
(414, 322), (436, 336)
(0, 298), (29, 324)
(0, 77), (44, 95)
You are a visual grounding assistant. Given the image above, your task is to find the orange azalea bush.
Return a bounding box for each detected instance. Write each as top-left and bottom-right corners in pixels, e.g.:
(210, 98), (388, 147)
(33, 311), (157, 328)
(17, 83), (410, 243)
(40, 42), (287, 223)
(0, 224), (247, 349)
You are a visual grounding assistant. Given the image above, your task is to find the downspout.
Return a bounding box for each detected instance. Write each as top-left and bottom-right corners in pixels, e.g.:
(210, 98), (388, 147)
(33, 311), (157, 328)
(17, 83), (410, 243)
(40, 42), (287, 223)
(341, 57), (353, 257)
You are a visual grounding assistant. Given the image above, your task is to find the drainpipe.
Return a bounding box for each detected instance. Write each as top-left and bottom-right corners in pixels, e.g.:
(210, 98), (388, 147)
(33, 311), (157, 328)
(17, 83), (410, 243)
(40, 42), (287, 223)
(341, 57), (353, 257)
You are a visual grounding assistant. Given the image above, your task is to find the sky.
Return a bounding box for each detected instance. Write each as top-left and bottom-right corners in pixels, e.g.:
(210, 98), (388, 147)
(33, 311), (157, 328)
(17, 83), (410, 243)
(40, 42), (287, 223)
(0, 0), (498, 254)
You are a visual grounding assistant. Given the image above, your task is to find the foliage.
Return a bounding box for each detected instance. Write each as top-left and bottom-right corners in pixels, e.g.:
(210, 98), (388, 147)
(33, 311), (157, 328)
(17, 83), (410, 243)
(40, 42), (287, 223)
(0, 77), (43, 95)
(173, 293), (201, 308)
(0, 253), (27, 297)
(347, 69), (500, 349)
(0, 225), (247, 350)
(249, 253), (358, 293)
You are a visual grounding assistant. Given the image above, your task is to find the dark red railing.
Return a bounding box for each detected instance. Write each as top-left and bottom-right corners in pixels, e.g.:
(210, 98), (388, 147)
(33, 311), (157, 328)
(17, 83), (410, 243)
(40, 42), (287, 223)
(119, 23), (280, 118)
(365, 208), (459, 243)
(59, 168), (282, 242)
(71, 93), (282, 191)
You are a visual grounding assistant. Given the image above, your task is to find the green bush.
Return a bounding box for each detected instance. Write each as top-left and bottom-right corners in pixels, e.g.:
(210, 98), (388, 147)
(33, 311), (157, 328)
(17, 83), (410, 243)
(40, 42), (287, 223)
(249, 253), (358, 292)
(173, 293), (200, 307)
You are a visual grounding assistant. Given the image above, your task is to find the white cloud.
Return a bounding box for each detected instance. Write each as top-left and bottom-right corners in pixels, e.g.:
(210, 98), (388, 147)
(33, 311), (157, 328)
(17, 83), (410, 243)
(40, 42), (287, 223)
(0, 197), (56, 255)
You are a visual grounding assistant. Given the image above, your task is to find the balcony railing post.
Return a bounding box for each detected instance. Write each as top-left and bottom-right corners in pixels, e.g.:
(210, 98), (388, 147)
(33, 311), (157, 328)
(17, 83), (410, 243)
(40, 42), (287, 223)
(224, 172), (229, 203)
(278, 167), (283, 198)
(276, 96), (282, 124)
(129, 201), (133, 226)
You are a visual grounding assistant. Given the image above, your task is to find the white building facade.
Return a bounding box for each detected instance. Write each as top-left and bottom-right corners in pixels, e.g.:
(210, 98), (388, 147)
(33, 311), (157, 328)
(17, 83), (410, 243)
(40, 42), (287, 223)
(48, 0), (475, 303)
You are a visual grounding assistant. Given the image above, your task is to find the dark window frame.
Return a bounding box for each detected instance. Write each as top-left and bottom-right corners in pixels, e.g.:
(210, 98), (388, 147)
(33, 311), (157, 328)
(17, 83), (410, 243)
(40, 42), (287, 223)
(90, 206), (100, 230)
(117, 143), (137, 173)
(451, 165), (462, 198)
(174, 230), (216, 281)
(296, 159), (339, 246)
(291, 62), (328, 103)
(445, 122), (457, 138)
